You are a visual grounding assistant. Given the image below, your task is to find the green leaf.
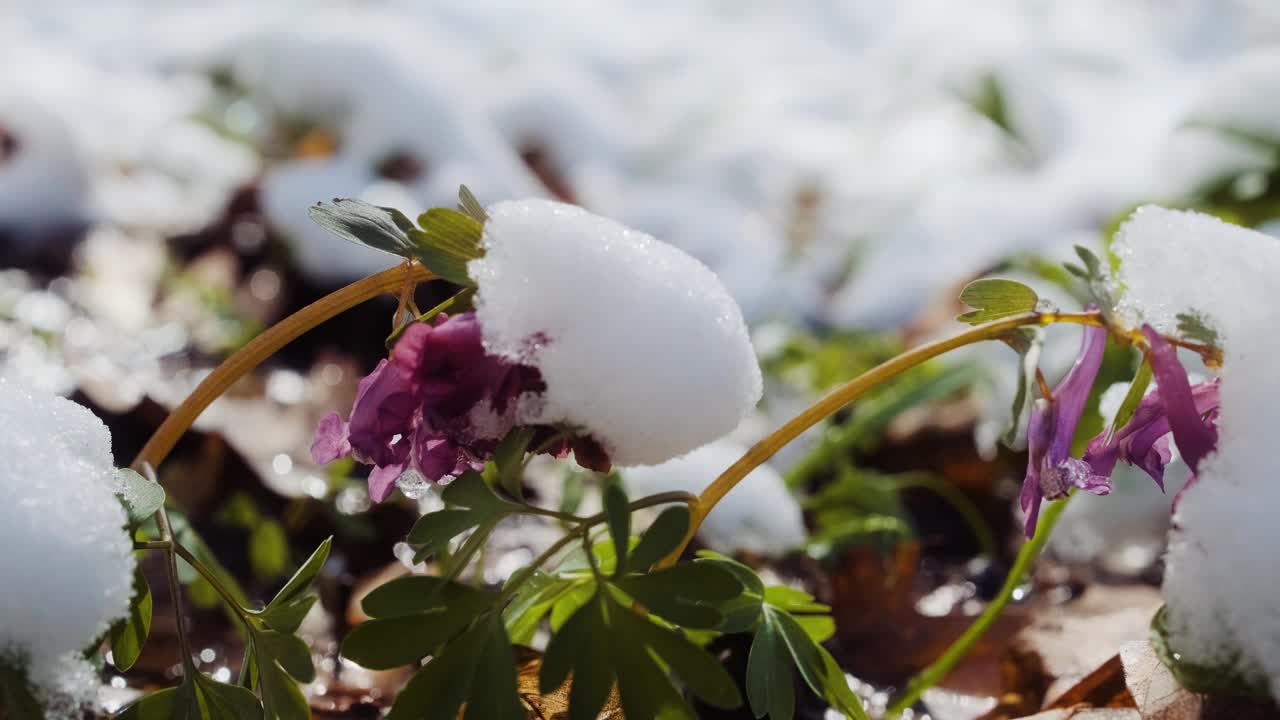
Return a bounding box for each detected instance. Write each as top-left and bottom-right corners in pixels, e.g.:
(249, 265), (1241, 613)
(493, 427), (535, 501)
(408, 208), (485, 287)
(0, 661), (43, 720)
(387, 614), (523, 720)
(343, 601), (488, 669)
(1107, 360), (1152, 440)
(361, 575), (493, 618)
(257, 595), (317, 635)
(747, 619), (795, 720)
(257, 659), (308, 720)
(764, 608), (867, 718)
(1176, 310), (1220, 346)
(254, 630), (315, 683)
(603, 483), (631, 576)
(115, 468), (166, 527)
(549, 582), (596, 631)
(117, 674), (265, 720)
(1003, 326), (1044, 448)
(249, 520), (289, 581)
(956, 278), (1039, 324)
(502, 573), (576, 645)
(794, 615), (836, 644)
(109, 567), (153, 672)
(271, 537), (331, 608)
(457, 185), (488, 223)
(614, 563), (743, 629)
(629, 506), (691, 572)
(407, 508), (484, 562)
(198, 675), (266, 719)
(615, 609), (742, 709)
(764, 586), (830, 614)
(1064, 244), (1116, 313)
(308, 199), (415, 258)
(442, 470), (519, 513)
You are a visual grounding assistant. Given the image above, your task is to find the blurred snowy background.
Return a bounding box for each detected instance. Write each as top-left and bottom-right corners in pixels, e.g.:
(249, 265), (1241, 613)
(1, 0), (1276, 575)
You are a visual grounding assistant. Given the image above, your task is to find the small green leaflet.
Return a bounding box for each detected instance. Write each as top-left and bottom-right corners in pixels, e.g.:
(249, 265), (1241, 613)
(1106, 360), (1152, 442)
(250, 536), (331, 633)
(109, 567), (153, 672)
(1176, 310), (1220, 346)
(457, 185), (489, 222)
(343, 576), (495, 670)
(540, 591), (742, 720)
(0, 660), (43, 719)
(407, 470), (520, 563)
(628, 506), (691, 572)
(613, 562), (743, 629)
(750, 608), (870, 720)
(308, 199), (416, 258)
(956, 278), (1039, 324)
(115, 468), (166, 527)
(1003, 326), (1045, 448)
(602, 482), (632, 576)
(309, 197), (485, 287)
(408, 208), (485, 287)
(249, 520), (289, 581)
(117, 671), (264, 720)
(387, 614), (523, 720)
(493, 426), (536, 501)
(1063, 244), (1116, 313)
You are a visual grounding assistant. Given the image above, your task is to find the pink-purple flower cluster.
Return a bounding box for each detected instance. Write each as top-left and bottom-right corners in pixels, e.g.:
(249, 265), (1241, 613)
(1019, 321), (1220, 537)
(312, 312), (609, 502)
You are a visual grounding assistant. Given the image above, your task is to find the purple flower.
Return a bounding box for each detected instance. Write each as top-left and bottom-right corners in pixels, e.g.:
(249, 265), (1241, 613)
(1083, 325), (1219, 503)
(311, 311), (609, 502)
(1020, 322), (1112, 537)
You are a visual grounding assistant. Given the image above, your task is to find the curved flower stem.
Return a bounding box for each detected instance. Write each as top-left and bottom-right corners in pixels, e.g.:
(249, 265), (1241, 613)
(885, 495), (1070, 717)
(130, 262), (434, 472)
(659, 310), (1102, 568)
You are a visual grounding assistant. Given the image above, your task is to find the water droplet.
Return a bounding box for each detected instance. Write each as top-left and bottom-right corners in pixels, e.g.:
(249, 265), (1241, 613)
(396, 469), (431, 499)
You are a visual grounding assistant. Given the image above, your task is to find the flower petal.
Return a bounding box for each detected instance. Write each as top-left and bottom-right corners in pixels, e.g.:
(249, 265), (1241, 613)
(1142, 326), (1218, 472)
(311, 412), (351, 464)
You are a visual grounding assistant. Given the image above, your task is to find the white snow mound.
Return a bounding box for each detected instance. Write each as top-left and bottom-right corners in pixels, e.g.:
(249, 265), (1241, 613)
(1112, 205), (1280, 699)
(623, 440), (805, 556)
(0, 377), (135, 707)
(470, 199), (763, 466)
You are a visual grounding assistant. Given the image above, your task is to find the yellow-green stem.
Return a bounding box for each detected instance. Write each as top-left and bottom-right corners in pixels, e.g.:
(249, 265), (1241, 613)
(885, 494), (1071, 716)
(659, 310), (1100, 567)
(131, 263), (433, 471)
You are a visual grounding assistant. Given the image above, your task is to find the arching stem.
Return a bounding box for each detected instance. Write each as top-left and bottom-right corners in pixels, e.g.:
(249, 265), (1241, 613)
(131, 263), (433, 471)
(659, 310), (1102, 567)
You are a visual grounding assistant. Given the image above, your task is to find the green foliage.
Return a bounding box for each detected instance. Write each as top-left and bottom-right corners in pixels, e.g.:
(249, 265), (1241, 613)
(1002, 326), (1045, 447)
(117, 670), (265, 720)
(309, 188), (486, 287)
(1063, 244), (1116, 313)
(1150, 606), (1269, 700)
(387, 615), (523, 720)
(343, 576), (495, 669)
(457, 184), (489, 222)
(409, 209), (485, 287)
(115, 468), (167, 528)
(1177, 310), (1220, 346)
(406, 470), (520, 564)
(1107, 360), (1152, 440)
(541, 590), (742, 720)
(307, 199), (416, 258)
(802, 467), (912, 557)
(0, 660), (43, 720)
(493, 427), (536, 501)
(249, 520), (289, 582)
(109, 567), (153, 672)
(956, 278), (1040, 324)
(602, 482), (632, 576)
(629, 506), (691, 572)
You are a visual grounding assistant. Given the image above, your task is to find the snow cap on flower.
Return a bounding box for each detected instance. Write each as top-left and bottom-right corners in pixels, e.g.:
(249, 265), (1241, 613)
(1110, 205), (1280, 701)
(470, 199), (763, 467)
(622, 439), (804, 556)
(0, 377), (135, 712)
(1019, 321), (1112, 537)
